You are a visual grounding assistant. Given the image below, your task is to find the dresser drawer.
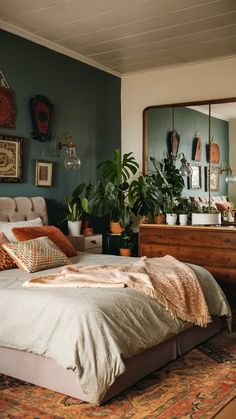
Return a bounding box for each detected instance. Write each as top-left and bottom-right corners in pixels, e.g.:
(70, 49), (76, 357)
(84, 235), (102, 254)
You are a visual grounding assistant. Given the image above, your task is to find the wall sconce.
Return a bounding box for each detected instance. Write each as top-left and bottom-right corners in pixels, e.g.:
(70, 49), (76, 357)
(55, 132), (81, 170)
(220, 165), (236, 183)
(178, 153), (193, 177)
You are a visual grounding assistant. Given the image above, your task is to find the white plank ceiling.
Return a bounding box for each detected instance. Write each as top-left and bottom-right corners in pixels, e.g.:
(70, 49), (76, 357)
(0, 0), (236, 76)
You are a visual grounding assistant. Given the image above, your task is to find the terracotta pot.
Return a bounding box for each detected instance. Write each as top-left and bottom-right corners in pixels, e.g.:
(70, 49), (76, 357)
(154, 214), (165, 224)
(139, 215), (150, 224)
(110, 221), (124, 234)
(119, 248), (131, 257)
(83, 227), (94, 236)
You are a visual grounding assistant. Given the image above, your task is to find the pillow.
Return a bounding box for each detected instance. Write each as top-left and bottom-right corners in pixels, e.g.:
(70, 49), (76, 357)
(0, 233), (16, 271)
(215, 202), (232, 212)
(12, 225), (77, 257)
(3, 236), (70, 273)
(0, 218), (43, 242)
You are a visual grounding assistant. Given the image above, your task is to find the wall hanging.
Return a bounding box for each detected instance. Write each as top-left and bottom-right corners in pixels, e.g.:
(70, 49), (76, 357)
(0, 135), (23, 182)
(35, 160), (53, 187)
(187, 163), (202, 190)
(29, 95), (54, 142)
(193, 131), (202, 161)
(0, 87), (16, 129)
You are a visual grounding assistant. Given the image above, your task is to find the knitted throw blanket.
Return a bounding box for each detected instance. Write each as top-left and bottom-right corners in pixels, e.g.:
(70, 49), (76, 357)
(24, 255), (212, 327)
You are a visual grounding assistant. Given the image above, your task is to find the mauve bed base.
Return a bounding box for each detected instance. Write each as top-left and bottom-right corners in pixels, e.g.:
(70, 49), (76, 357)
(0, 317), (225, 404)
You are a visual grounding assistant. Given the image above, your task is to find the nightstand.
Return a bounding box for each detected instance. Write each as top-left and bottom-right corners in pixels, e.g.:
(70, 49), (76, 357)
(68, 234), (102, 254)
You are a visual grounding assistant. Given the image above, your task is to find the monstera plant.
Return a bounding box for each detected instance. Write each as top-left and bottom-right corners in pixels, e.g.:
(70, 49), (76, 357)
(93, 149), (139, 232)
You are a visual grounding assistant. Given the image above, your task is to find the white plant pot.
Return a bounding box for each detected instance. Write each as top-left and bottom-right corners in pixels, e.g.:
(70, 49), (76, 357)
(191, 213), (221, 226)
(179, 214), (188, 226)
(68, 220), (82, 236)
(166, 214), (178, 225)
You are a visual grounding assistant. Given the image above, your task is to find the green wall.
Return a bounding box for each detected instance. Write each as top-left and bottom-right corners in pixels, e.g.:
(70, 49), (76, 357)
(0, 30), (121, 209)
(147, 107), (229, 197)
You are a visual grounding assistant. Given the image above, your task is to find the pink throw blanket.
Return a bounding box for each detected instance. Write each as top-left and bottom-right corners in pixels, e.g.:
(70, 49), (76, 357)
(24, 255), (212, 327)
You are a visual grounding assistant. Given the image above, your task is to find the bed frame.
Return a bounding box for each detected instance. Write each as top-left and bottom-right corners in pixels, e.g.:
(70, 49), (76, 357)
(0, 197), (227, 404)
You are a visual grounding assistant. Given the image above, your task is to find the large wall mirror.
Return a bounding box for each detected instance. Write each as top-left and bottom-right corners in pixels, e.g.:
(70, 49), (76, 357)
(143, 98), (236, 201)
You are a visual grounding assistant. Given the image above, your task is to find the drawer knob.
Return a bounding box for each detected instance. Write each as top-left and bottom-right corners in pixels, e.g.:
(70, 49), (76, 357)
(91, 240), (97, 244)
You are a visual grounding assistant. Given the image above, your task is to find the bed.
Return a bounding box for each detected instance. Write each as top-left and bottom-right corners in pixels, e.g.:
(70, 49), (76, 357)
(0, 197), (231, 405)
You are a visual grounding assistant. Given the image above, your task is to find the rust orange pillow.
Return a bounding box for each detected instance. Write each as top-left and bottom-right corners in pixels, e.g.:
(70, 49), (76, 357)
(215, 202), (232, 212)
(12, 225), (77, 257)
(0, 232), (16, 270)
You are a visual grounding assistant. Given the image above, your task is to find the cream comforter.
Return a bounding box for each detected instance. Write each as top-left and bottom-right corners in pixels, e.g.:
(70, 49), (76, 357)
(0, 253), (231, 404)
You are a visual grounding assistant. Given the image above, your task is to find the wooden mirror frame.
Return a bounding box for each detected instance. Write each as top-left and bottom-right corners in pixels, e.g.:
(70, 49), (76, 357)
(142, 97), (236, 175)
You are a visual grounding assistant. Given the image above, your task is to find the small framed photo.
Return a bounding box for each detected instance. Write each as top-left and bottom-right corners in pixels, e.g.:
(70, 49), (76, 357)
(35, 160), (53, 187)
(188, 164), (202, 190)
(0, 135), (23, 182)
(205, 166), (219, 192)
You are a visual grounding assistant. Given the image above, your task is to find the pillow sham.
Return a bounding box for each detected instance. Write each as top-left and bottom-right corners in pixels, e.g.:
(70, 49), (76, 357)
(0, 232), (16, 271)
(215, 202), (232, 212)
(12, 225), (77, 257)
(0, 218), (43, 242)
(3, 236), (70, 273)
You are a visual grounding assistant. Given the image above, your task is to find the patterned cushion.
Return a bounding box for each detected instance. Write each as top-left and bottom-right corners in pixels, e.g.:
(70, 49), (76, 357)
(3, 236), (70, 273)
(0, 218), (43, 242)
(0, 233), (16, 271)
(12, 225), (77, 257)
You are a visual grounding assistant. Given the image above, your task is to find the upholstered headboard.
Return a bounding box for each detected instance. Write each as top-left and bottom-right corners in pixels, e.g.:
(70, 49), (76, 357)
(0, 197), (48, 225)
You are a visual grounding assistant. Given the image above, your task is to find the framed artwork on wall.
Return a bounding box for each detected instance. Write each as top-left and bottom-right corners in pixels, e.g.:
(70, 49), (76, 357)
(188, 164), (202, 189)
(35, 160), (53, 187)
(0, 87), (16, 129)
(29, 95), (54, 142)
(0, 135), (23, 182)
(205, 166), (220, 192)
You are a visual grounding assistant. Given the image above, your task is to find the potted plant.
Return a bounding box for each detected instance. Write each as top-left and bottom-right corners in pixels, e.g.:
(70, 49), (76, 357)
(150, 155), (184, 225)
(192, 205), (221, 225)
(95, 149), (139, 233)
(64, 183), (88, 235)
(128, 174), (162, 223)
(176, 197), (193, 225)
(118, 228), (135, 256)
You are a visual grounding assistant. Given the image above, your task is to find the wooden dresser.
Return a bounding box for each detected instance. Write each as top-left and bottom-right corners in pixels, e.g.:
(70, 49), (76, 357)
(139, 224), (236, 326)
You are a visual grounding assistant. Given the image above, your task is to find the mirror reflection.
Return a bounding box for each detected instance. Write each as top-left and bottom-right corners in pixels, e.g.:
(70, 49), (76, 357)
(143, 99), (236, 204)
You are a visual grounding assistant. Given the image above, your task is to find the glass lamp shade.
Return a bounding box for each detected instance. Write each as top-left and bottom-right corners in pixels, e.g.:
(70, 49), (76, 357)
(64, 147), (81, 170)
(225, 173), (236, 183)
(179, 156), (193, 177)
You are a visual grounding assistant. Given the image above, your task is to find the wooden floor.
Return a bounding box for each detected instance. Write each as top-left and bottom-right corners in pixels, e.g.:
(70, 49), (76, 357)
(215, 397), (236, 418)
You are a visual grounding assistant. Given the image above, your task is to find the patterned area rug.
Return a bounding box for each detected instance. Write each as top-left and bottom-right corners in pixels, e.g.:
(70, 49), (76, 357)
(0, 332), (236, 418)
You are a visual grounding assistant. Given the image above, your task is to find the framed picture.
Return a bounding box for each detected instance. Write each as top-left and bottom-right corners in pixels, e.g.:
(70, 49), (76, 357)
(188, 164), (202, 189)
(35, 160), (53, 187)
(0, 135), (23, 182)
(29, 95), (54, 142)
(0, 87), (16, 128)
(205, 166), (220, 192)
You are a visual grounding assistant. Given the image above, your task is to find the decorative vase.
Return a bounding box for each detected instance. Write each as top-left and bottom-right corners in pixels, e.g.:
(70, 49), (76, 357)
(179, 214), (188, 226)
(166, 214), (177, 225)
(119, 248), (131, 257)
(154, 214), (165, 224)
(68, 220), (82, 236)
(110, 221), (124, 234)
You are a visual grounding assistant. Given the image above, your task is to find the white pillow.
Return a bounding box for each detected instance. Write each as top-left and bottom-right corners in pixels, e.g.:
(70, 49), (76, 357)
(0, 218), (43, 242)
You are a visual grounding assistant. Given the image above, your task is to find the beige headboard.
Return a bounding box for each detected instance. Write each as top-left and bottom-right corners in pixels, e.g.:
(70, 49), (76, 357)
(0, 197), (48, 225)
